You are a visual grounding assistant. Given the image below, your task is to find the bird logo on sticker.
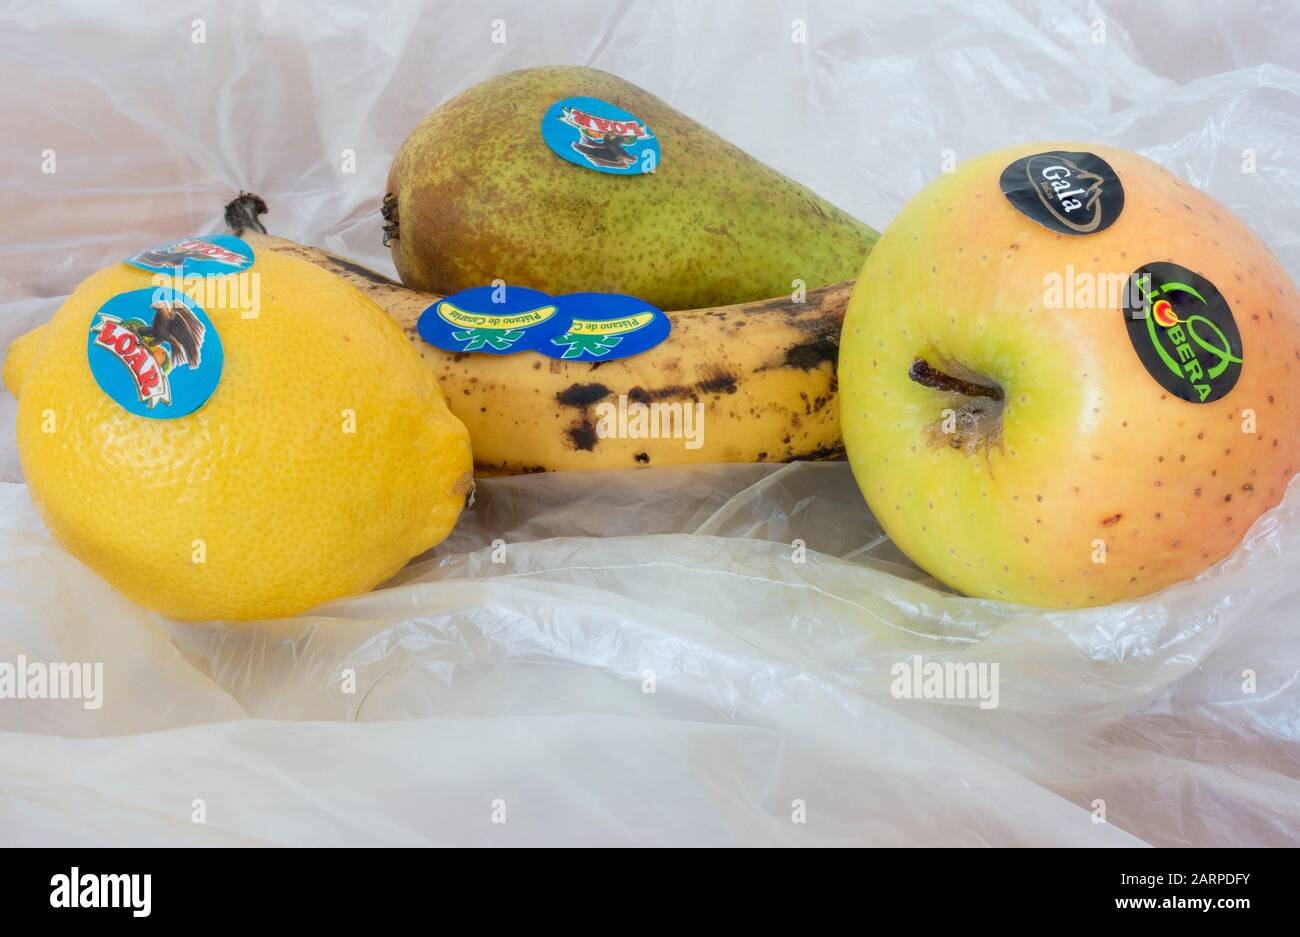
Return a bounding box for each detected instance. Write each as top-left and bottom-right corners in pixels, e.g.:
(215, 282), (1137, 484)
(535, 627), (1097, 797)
(559, 105), (653, 170)
(91, 300), (206, 408)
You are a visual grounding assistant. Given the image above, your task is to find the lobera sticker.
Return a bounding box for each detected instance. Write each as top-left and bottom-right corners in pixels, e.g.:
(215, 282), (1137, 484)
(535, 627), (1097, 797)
(1123, 262), (1242, 404)
(87, 287), (224, 418)
(999, 150), (1123, 235)
(540, 293), (671, 361)
(124, 235), (254, 277)
(541, 96), (659, 175)
(417, 285), (572, 355)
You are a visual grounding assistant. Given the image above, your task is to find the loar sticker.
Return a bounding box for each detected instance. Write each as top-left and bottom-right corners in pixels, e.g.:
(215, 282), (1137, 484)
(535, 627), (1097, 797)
(124, 234), (254, 278)
(541, 96), (659, 175)
(87, 287), (224, 418)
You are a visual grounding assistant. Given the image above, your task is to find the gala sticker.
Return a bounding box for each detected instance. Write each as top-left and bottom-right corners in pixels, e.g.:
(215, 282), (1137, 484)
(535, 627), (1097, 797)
(999, 150), (1124, 235)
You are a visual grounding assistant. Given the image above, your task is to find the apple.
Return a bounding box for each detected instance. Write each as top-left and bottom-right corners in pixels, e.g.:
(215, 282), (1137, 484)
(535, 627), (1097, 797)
(839, 142), (1300, 607)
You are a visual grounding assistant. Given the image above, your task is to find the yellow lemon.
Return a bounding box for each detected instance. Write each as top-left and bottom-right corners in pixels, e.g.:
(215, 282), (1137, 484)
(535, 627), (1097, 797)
(4, 248), (473, 620)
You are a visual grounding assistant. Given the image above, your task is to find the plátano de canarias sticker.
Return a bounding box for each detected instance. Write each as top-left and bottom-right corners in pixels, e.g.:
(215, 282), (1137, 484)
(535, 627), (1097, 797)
(87, 287), (224, 418)
(540, 292), (671, 361)
(416, 285), (572, 354)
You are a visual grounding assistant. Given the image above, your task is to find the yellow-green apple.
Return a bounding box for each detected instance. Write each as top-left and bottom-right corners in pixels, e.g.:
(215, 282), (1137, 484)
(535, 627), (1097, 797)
(839, 142), (1300, 607)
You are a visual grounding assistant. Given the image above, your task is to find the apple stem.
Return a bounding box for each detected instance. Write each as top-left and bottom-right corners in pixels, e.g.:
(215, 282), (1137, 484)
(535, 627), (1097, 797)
(909, 358), (1003, 400)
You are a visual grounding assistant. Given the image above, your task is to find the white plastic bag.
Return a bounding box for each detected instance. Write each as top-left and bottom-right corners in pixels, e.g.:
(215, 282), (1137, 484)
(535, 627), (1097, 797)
(2, 0), (1299, 846)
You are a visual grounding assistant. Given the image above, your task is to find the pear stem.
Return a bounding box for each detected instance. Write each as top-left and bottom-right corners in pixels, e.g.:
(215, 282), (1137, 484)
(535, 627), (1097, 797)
(381, 193), (399, 246)
(909, 357), (1003, 400)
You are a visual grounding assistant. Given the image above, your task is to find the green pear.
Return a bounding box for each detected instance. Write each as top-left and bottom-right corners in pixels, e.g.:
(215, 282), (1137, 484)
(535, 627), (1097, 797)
(384, 66), (877, 310)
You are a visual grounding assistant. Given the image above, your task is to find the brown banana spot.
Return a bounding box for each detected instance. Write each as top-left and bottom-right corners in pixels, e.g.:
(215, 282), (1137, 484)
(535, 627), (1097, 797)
(697, 373), (738, 395)
(555, 383), (612, 407)
(629, 385), (687, 403)
(327, 255), (405, 288)
(789, 444), (846, 462)
(784, 334), (839, 370)
(567, 417), (600, 451)
(475, 462), (549, 476)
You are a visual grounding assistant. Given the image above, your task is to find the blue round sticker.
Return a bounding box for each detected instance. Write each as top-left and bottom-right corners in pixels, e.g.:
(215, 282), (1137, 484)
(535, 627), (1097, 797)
(87, 287), (224, 419)
(540, 96), (659, 175)
(123, 234), (254, 278)
(416, 285), (573, 355)
(541, 293), (671, 361)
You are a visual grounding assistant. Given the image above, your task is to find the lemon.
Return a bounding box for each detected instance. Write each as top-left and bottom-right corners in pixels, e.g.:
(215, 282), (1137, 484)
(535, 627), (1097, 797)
(5, 249), (473, 620)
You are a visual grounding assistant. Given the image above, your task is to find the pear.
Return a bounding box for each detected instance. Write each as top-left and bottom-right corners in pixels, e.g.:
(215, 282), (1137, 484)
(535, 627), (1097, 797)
(385, 66), (877, 310)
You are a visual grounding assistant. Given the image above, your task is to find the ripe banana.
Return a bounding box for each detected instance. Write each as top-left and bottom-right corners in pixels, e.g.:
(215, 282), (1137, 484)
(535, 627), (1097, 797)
(8, 197), (853, 476)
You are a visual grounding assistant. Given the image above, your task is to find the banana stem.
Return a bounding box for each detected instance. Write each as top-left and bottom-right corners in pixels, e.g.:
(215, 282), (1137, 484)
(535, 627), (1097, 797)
(224, 192), (268, 237)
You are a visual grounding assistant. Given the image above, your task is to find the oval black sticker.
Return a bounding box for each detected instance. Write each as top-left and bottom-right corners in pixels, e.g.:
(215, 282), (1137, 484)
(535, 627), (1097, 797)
(1123, 262), (1242, 404)
(999, 150), (1124, 235)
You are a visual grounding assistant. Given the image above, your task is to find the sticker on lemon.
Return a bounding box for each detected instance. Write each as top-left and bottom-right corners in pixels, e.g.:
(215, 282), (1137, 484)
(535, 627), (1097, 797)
(3, 248), (473, 621)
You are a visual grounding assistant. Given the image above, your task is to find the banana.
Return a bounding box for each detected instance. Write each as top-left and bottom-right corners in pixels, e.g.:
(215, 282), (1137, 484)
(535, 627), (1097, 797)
(236, 196), (854, 475)
(6, 197), (853, 476)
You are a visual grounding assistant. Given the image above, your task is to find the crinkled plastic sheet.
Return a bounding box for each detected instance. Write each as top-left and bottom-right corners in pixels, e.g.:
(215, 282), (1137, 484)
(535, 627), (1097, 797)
(2, 0), (1300, 847)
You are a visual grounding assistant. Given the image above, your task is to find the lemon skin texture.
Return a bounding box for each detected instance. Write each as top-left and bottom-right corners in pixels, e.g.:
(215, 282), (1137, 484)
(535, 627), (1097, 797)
(8, 250), (473, 620)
